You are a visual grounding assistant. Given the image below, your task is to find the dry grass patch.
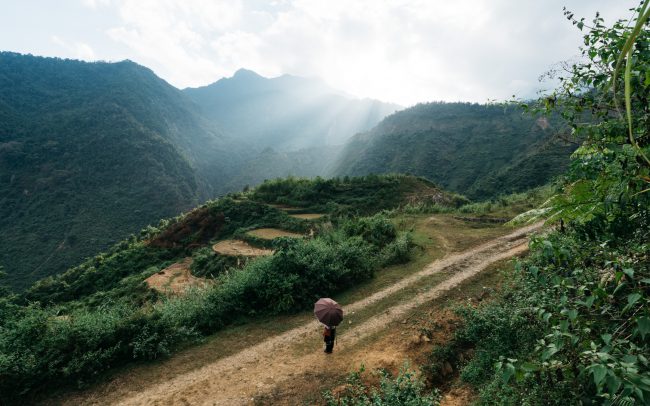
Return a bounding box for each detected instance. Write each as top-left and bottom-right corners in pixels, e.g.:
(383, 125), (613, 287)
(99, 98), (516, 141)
(212, 240), (274, 257)
(247, 228), (304, 240)
(145, 258), (211, 295)
(288, 213), (325, 220)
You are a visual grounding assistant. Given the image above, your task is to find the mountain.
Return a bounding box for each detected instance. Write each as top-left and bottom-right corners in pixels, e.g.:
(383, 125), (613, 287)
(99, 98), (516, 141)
(332, 102), (576, 199)
(0, 52), (247, 289)
(184, 69), (400, 150)
(222, 145), (343, 192)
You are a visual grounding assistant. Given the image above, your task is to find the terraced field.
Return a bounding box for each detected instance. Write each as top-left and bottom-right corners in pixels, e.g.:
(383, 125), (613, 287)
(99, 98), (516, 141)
(212, 240), (273, 257)
(246, 228), (304, 239)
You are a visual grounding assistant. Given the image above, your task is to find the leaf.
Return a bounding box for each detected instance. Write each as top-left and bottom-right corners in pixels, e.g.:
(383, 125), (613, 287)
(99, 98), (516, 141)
(501, 363), (516, 383)
(542, 346), (559, 361)
(606, 374), (622, 394)
(646, 70), (650, 86)
(614, 282), (627, 295)
(520, 362), (539, 372)
(592, 364), (607, 386)
(623, 268), (634, 279)
(628, 293), (642, 306)
(637, 316), (650, 339)
(601, 333), (612, 345)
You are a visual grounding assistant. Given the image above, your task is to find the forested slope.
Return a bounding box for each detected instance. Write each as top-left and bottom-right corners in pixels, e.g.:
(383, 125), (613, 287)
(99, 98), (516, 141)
(333, 102), (575, 199)
(0, 53), (245, 289)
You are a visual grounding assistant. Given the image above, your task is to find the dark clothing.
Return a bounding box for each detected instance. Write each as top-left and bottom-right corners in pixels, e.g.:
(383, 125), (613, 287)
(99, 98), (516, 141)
(323, 326), (336, 353)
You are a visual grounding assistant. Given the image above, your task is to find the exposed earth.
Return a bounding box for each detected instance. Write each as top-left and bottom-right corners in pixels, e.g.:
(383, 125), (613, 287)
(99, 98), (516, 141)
(212, 240), (274, 257)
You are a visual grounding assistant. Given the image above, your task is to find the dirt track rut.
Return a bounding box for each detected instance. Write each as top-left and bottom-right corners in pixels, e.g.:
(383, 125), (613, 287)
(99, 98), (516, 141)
(86, 222), (544, 405)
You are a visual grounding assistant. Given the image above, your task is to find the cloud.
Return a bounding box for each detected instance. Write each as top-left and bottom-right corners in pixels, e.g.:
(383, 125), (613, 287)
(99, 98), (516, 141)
(105, 0), (242, 86)
(51, 35), (96, 60)
(80, 0), (111, 9)
(96, 0), (631, 105)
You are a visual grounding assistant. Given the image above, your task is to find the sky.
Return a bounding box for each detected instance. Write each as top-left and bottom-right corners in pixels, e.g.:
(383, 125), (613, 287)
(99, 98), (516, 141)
(0, 0), (635, 106)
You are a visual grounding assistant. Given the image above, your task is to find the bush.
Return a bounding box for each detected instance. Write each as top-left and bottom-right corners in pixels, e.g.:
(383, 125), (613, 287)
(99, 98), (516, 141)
(341, 214), (397, 248)
(190, 247), (237, 278)
(324, 364), (440, 406)
(380, 233), (414, 265)
(427, 218), (650, 405)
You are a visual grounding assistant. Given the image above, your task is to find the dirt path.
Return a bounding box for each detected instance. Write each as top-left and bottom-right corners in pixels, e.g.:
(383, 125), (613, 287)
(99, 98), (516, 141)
(85, 222), (542, 405)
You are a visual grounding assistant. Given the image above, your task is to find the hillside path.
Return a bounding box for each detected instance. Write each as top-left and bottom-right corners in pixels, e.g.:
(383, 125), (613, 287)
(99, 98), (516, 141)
(86, 222), (544, 405)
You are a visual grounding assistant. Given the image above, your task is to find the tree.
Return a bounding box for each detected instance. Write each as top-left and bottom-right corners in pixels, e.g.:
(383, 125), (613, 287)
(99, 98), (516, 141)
(530, 2), (650, 226)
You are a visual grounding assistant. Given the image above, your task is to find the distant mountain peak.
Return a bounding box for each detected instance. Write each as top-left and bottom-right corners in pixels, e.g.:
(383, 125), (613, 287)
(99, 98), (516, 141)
(232, 68), (262, 79)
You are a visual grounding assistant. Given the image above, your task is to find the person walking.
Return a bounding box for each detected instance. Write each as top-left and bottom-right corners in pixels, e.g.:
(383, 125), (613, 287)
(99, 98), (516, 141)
(323, 325), (336, 354)
(314, 298), (343, 355)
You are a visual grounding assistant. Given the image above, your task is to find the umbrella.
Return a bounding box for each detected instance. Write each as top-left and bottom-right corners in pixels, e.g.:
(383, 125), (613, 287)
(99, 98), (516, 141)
(314, 298), (343, 326)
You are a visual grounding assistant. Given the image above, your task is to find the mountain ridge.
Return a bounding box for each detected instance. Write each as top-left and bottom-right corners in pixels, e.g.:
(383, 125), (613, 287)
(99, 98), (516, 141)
(332, 101), (576, 199)
(184, 68), (400, 150)
(0, 52), (247, 289)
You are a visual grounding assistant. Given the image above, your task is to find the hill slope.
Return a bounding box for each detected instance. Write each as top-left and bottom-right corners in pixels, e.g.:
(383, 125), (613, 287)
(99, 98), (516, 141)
(0, 174), (470, 401)
(333, 102), (576, 200)
(184, 69), (400, 150)
(222, 145), (343, 191)
(0, 52), (246, 289)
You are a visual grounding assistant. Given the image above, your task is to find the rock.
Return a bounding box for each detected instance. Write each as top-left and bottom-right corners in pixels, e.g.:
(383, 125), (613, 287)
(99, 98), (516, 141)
(422, 336), (431, 343)
(401, 320), (407, 324)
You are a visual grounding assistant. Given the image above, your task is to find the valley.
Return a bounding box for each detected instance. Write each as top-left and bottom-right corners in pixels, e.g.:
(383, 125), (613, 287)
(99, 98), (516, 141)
(0, 53), (571, 290)
(1, 3), (648, 404)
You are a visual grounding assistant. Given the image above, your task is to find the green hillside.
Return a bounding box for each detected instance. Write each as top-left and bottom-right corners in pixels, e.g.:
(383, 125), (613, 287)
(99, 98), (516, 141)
(0, 174), (460, 400)
(333, 102), (576, 200)
(0, 53), (246, 289)
(221, 145), (343, 192)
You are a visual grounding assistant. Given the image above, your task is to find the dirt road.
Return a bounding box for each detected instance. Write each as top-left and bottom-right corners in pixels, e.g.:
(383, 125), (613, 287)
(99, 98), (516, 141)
(67, 222), (543, 405)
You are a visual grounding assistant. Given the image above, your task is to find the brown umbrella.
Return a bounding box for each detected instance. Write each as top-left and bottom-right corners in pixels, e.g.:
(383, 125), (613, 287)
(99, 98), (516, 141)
(314, 298), (343, 326)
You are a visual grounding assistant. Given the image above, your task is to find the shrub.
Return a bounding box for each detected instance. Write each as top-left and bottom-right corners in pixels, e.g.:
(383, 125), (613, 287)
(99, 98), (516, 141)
(341, 214), (397, 248)
(324, 364), (440, 406)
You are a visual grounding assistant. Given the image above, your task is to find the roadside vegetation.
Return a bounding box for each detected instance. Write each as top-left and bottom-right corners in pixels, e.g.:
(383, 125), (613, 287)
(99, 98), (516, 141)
(324, 4), (650, 405)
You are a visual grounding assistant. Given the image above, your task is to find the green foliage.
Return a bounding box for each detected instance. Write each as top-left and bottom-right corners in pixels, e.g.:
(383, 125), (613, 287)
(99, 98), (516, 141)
(528, 5), (650, 224)
(458, 186), (554, 215)
(427, 219), (649, 405)
(189, 247), (236, 278)
(333, 102), (575, 200)
(324, 364), (440, 406)
(341, 214), (397, 248)
(434, 6), (650, 404)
